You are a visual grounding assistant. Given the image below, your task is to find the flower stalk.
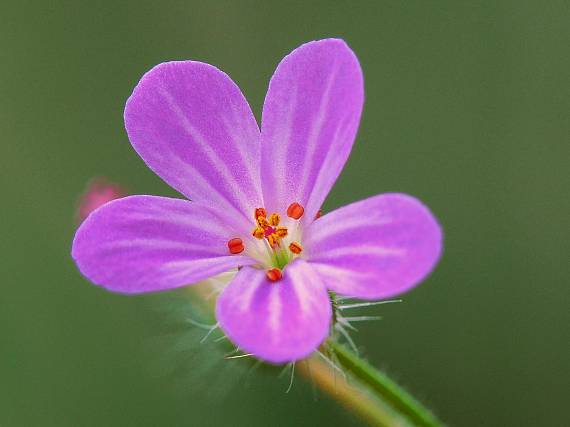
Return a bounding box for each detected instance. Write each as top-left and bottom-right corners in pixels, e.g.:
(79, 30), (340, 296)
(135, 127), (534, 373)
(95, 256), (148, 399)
(296, 356), (405, 427)
(325, 341), (444, 427)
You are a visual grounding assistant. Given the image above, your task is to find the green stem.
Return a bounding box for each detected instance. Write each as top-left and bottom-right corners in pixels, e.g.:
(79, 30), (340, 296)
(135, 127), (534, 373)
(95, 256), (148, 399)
(188, 285), (443, 426)
(329, 341), (444, 427)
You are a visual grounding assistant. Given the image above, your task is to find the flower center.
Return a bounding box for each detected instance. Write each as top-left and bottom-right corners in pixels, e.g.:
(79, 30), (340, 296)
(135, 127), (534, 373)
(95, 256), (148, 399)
(226, 202), (305, 282)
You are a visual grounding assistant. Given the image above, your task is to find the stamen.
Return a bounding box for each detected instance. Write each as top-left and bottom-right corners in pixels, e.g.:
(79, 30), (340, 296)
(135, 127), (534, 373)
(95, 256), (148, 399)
(266, 268), (283, 281)
(257, 216), (269, 227)
(252, 227), (264, 239)
(289, 241), (303, 254)
(269, 213), (280, 226)
(248, 205), (300, 269)
(227, 237), (244, 254)
(287, 202), (304, 220)
(267, 234), (278, 247)
(315, 209), (323, 219)
(275, 226), (288, 238)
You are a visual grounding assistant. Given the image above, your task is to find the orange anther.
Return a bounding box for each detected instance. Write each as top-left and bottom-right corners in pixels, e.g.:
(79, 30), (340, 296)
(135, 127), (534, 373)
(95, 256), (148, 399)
(266, 268), (283, 282)
(289, 241), (303, 254)
(257, 216), (269, 227)
(267, 234), (279, 247)
(252, 227), (264, 239)
(269, 213), (280, 226)
(275, 226), (288, 238)
(287, 202), (304, 220)
(254, 207), (267, 219)
(315, 209), (323, 219)
(227, 238), (244, 254)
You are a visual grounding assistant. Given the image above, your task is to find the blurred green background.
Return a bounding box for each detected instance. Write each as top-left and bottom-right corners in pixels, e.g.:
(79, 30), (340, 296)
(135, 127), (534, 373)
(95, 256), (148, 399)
(1, 1), (568, 426)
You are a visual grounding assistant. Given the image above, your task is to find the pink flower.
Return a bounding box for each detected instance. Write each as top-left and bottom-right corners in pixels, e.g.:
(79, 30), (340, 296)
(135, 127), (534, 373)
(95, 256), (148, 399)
(76, 178), (127, 223)
(72, 39), (442, 363)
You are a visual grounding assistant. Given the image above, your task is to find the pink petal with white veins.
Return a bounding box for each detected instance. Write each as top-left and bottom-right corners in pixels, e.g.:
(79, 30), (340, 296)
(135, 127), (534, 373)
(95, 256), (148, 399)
(72, 196), (256, 294)
(305, 194), (442, 299)
(125, 61), (262, 231)
(216, 260), (331, 363)
(260, 39), (364, 223)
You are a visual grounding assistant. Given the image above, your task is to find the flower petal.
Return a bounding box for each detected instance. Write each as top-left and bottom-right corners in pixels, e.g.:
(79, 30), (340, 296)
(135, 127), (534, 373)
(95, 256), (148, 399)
(72, 195), (256, 294)
(305, 194), (442, 299)
(124, 61), (262, 225)
(260, 39), (364, 222)
(216, 260), (331, 363)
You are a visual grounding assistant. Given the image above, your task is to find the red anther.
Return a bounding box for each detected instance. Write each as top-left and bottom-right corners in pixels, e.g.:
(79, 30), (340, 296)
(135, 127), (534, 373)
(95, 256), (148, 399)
(254, 207), (267, 219)
(269, 213), (280, 226)
(315, 209), (323, 219)
(287, 202), (304, 220)
(227, 237), (244, 254)
(289, 241), (303, 254)
(266, 268), (283, 281)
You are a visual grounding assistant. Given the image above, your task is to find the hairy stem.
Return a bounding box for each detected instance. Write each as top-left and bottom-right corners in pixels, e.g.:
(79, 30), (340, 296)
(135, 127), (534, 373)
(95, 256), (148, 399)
(187, 283), (443, 427)
(324, 341), (444, 427)
(296, 356), (407, 426)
